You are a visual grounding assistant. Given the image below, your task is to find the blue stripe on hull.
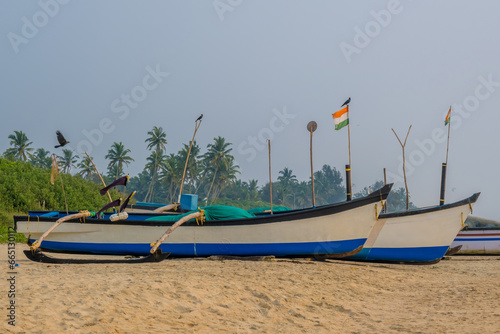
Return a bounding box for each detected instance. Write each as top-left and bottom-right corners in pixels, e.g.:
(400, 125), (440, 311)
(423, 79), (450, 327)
(347, 246), (450, 263)
(30, 238), (366, 257)
(455, 238), (500, 241)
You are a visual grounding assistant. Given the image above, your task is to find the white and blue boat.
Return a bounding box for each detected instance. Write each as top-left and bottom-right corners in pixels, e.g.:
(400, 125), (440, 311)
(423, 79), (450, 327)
(347, 192), (480, 263)
(15, 184), (391, 260)
(450, 226), (500, 255)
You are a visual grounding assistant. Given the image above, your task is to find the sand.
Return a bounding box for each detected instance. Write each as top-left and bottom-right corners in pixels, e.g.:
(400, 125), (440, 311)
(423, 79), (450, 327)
(1, 243), (499, 334)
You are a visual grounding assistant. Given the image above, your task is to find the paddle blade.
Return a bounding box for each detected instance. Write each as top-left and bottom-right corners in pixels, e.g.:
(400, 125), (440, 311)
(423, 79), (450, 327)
(96, 199), (121, 217)
(99, 175), (129, 195)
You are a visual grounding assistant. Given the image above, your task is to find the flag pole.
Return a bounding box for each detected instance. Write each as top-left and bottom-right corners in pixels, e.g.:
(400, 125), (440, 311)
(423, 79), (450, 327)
(440, 106), (452, 206)
(346, 105), (353, 201)
(445, 107), (451, 165)
(347, 105), (352, 168)
(268, 140), (273, 215)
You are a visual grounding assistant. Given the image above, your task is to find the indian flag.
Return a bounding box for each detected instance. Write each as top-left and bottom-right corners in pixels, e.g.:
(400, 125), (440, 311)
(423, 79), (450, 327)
(332, 106), (349, 130)
(444, 107), (451, 126)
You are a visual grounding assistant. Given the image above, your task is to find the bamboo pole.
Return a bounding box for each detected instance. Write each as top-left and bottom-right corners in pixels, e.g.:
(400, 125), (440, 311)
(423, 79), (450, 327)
(446, 106), (452, 165)
(84, 152), (113, 203)
(441, 106), (452, 205)
(51, 154), (68, 214)
(58, 173), (69, 215)
(178, 119), (202, 203)
(268, 140), (273, 215)
(153, 203), (177, 213)
(30, 211), (91, 251)
(150, 211), (202, 254)
(392, 125), (412, 211)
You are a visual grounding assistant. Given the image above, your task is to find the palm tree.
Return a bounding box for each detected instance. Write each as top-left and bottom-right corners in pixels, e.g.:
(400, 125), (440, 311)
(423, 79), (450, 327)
(248, 179), (259, 201)
(277, 167), (298, 207)
(159, 153), (183, 203)
(202, 137), (234, 201)
(144, 149), (167, 202)
(4, 130), (34, 161)
(30, 148), (51, 169)
(58, 149), (79, 174)
(144, 127), (167, 202)
(105, 142), (134, 179)
(209, 155), (240, 202)
(77, 156), (95, 180)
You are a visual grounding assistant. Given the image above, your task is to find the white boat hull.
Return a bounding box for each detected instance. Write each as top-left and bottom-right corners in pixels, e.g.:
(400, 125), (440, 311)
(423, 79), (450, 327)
(348, 193), (480, 263)
(451, 228), (500, 254)
(15, 187), (391, 257)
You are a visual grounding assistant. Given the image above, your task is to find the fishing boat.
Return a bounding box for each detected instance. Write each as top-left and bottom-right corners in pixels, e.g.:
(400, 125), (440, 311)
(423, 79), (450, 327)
(15, 184), (392, 262)
(346, 192), (480, 263)
(450, 226), (500, 255)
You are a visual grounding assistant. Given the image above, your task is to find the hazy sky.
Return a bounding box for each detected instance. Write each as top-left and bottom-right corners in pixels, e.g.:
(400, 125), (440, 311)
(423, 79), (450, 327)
(1, 1), (499, 219)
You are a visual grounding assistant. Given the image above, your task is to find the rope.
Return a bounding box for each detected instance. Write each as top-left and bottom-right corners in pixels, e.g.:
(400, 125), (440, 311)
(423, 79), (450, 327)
(375, 204), (379, 221)
(196, 208), (205, 225)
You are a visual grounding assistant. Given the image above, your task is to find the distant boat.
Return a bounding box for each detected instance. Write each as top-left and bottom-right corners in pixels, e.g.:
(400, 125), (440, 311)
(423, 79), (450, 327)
(16, 185), (392, 260)
(347, 192), (480, 263)
(450, 226), (500, 255)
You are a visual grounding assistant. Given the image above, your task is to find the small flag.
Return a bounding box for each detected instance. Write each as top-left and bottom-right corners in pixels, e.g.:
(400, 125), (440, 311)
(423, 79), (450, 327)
(96, 199), (121, 217)
(119, 191), (136, 213)
(444, 106), (451, 126)
(100, 175), (129, 196)
(332, 106), (349, 130)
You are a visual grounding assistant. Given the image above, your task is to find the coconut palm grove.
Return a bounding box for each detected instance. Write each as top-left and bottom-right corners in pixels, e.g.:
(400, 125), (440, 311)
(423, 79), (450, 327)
(1, 128), (412, 213)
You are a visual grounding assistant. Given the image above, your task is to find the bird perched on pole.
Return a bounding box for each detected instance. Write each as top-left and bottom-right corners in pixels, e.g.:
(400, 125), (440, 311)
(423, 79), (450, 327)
(54, 130), (69, 148)
(341, 97), (351, 108)
(196, 114), (203, 122)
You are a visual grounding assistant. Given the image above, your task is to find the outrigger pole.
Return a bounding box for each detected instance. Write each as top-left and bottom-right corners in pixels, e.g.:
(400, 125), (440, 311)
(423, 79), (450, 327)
(440, 106), (452, 206)
(178, 116), (203, 203)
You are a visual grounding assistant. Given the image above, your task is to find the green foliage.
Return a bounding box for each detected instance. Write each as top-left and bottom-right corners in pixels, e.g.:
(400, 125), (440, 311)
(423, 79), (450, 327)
(0, 159), (120, 242)
(0, 211), (26, 243)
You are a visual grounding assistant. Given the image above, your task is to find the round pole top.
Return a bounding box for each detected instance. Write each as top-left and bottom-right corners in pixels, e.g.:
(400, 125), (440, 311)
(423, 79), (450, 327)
(307, 121), (317, 133)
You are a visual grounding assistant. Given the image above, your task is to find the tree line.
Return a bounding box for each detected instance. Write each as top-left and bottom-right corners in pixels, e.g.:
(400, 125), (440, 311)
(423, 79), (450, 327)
(2, 129), (413, 211)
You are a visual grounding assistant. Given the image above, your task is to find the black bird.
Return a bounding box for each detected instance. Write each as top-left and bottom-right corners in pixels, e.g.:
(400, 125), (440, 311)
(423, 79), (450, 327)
(196, 114), (203, 122)
(54, 130), (69, 148)
(341, 97), (351, 108)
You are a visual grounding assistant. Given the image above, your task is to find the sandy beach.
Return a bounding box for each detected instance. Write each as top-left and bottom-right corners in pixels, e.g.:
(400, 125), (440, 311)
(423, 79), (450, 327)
(1, 243), (499, 334)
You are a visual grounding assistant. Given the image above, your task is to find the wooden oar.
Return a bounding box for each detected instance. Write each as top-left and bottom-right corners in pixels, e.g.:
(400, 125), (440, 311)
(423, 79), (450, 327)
(150, 211), (203, 254)
(30, 211), (91, 251)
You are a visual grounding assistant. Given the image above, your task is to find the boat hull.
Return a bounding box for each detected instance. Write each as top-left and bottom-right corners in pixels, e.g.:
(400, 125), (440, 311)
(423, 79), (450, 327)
(450, 228), (500, 254)
(348, 193), (480, 263)
(16, 186), (391, 257)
